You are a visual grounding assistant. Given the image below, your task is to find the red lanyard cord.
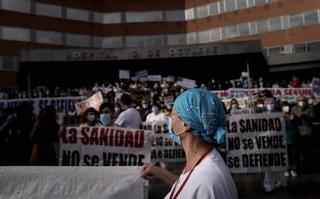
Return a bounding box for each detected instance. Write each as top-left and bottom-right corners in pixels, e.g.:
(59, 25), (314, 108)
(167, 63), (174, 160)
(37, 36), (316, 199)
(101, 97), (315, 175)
(169, 147), (213, 199)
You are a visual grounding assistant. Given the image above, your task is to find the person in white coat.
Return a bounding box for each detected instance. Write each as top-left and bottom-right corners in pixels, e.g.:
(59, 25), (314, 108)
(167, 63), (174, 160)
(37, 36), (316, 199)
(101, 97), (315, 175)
(141, 88), (238, 199)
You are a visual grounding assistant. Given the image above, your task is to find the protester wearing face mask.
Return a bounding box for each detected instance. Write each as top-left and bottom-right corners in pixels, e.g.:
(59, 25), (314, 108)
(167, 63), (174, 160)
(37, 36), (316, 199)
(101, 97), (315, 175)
(80, 108), (101, 127)
(291, 95), (315, 174)
(263, 98), (287, 192)
(141, 89), (237, 199)
(281, 102), (298, 178)
(139, 100), (151, 122)
(99, 103), (114, 127)
(146, 103), (167, 123)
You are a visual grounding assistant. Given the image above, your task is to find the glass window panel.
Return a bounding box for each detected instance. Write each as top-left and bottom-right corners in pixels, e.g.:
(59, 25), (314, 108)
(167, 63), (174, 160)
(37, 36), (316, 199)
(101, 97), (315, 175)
(225, 0), (236, 12)
(153, 35), (163, 46)
(269, 16), (281, 31)
(187, 32), (197, 44)
(36, 3), (62, 18)
(167, 34), (186, 45)
(66, 8), (90, 22)
(211, 28), (221, 41)
(126, 11), (162, 23)
(226, 25), (238, 38)
(257, 19), (269, 33)
(237, 0), (248, 9)
(93, 36), (103, 48)
(306, 41), (320, 52)
(294, 43), (306, 53)
(185, 8), (194, 20)
(93, 12), (103, 24)
(2, 0), (31, 13)
(199, 30), (210, 43)
(304, 10), (318, 26)
(103, 13), (121, 24)
(103, 37), (122, 48)
(290, 13), (304, 28)
(66, 34), (90, 47)
(255, 0), (266, 6)
(126, 36), (136, 47)
(2, 26), (30, 42)
(36, 30), (62, 44)
(239, 23), (250, 36)
(197, 5), (208, 18)
(165, 10), (185, 21)
(268, 47), (281, 55)
(209, 2), (220, 15)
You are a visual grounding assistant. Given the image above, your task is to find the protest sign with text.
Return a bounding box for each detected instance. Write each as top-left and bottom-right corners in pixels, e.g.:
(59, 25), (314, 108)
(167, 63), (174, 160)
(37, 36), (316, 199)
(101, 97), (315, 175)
(59, 126), (152, 166)
(142, 121), (185, 163)
(226, 113), (288, 173)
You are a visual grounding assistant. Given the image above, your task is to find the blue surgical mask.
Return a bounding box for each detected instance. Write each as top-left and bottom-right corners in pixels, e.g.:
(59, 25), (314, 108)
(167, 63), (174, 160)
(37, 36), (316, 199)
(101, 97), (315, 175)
(142, 104), (149, 109)
(152, 107), (159, 113)
(100, 113), (111, 126)
(168, 117), (185, 145)
(87, 115), (96, 122)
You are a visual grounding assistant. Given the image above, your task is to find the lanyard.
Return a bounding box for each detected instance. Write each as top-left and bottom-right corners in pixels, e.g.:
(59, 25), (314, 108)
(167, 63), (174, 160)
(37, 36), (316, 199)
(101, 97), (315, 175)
(169, 147), (213, 199)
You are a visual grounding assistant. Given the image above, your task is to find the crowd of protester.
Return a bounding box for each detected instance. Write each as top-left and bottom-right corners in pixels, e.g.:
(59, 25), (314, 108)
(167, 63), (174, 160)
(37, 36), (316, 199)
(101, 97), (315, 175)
(0, 75), (312, 100)
(0, 75), (320, 194)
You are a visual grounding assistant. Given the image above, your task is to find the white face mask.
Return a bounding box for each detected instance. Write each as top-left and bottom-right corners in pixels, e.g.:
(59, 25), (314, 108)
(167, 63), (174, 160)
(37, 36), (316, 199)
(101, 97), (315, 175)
(282, 106), (289, 113)
(308, 99), (314, 105)
(298, 101), (304, 107)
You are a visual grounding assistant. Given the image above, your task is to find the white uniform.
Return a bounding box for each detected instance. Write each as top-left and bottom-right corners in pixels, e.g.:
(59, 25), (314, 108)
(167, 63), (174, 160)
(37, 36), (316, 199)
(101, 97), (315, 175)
(146, 112), (168, 123)
(114, 107), (142, 129)
(164, 149), (238, 199)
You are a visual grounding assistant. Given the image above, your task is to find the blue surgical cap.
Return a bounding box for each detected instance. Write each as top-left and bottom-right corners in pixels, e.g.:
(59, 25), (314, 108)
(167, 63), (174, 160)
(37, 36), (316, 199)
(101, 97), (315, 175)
(173, 88), (226, 144)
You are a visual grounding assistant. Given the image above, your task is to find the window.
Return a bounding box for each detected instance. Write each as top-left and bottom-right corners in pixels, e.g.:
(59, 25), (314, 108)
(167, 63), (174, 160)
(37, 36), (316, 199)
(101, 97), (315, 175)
(153, 35), (163, 46)
(103, 37), (122, 48)
(257, 19), (268, 33)
(126, 36), (136, 47)
(268, 47), (281, 56)
(36, 30), (62, 44)
(290, 13), (304, 28)
(254, 0), (266, 6)
(1, 26), (30, 42)
(167, 34), (186, 45)
(197, 5), (209, 18)
(219, 2), (225, 13)
(36, 3), (62, 18)
(304, 10), (318, 26)
(199, 30), (210, 43)
(226, 25), (238, 38)
(66, 34), (90, 47)
(103, 13), (121, 24)
(237, 0), (248, 9)
(185, 8), (194, 20)
(239, 23), (250, 36)
(165, 10), (185, 21)
(211, 28), (221, 41)
(225, 0), (236, 12)
(208, 2), (220, 15)
(269, 16), (281, 31)
(294, 43), (306, 53)
(306, 41), (320, 52)
(66, 8), (90, 22)
(93, 12), (103, 24)
(187, 32), (197, 44)
(2, 0), (31, 13)
(126, 11), (162, 23)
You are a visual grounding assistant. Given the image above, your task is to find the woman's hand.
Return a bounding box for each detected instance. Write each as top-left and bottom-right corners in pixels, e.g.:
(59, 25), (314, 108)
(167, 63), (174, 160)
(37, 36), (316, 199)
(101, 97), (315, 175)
(140, 163), (178, 186)
(140, 163), (162, 180)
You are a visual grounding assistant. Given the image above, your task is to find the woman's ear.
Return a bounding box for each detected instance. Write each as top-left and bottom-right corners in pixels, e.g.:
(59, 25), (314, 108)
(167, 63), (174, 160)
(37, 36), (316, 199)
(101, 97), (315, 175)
(183, 123), (191, 132)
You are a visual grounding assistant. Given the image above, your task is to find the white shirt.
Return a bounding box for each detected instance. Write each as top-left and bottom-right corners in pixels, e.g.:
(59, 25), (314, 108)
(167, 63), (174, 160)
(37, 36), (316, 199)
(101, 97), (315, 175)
(146, 112), (168, 123)
(164, 149), (238, 199)
(114, 107), (142, 129)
